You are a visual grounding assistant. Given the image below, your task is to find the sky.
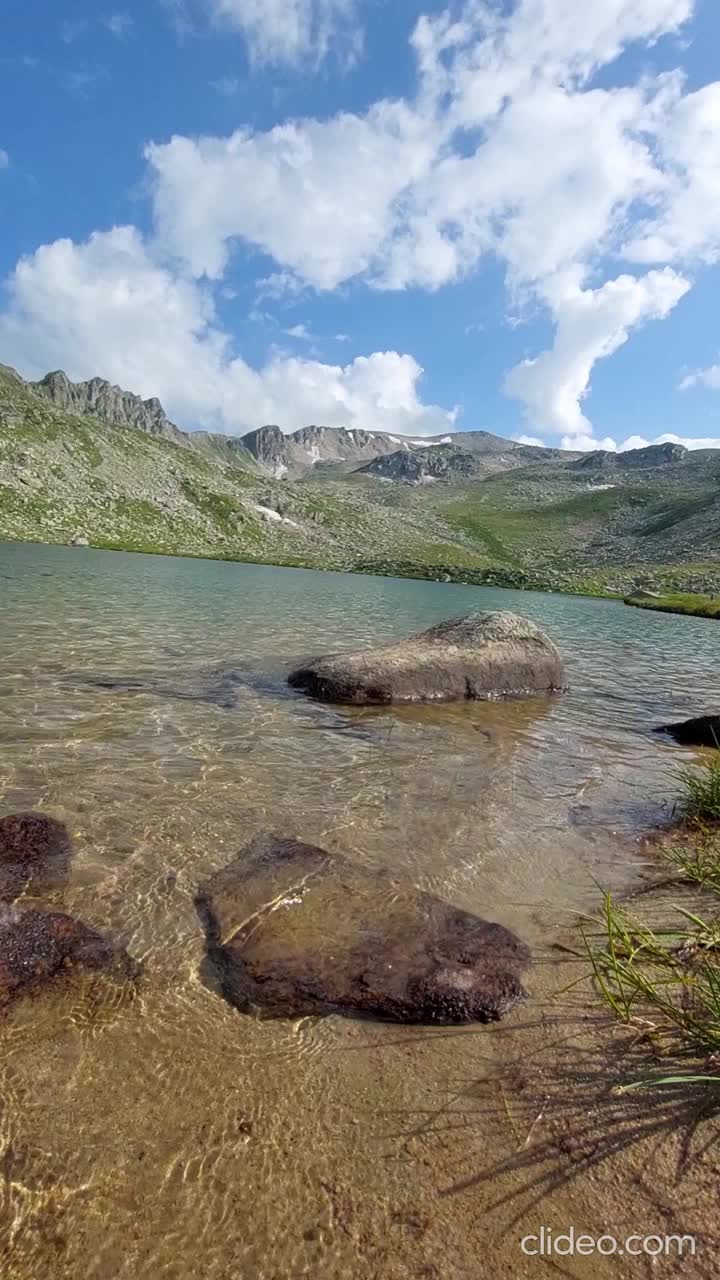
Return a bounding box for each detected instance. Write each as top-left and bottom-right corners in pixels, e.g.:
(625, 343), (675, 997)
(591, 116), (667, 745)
(1, 0), (720, 450)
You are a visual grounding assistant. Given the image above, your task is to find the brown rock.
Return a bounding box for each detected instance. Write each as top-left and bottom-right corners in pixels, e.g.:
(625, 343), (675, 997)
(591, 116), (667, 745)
(288, 611), (565, 705)
(0, 813), (73, 900)
(0, 906), (139, 1011)
(196, 836), (530, 1025)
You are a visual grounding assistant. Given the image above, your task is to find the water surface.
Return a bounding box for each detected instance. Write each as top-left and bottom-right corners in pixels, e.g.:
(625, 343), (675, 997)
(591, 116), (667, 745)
(1, 542), (718, 1278)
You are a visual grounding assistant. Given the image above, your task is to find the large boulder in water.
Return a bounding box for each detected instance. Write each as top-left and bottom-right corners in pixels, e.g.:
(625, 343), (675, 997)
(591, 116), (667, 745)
(287, 611), (565, 705)
(656, 715), (720, 748)
(0, 906), (139, 1011)
(196, 836), (530, 1024)
(0, 812), (73, 900)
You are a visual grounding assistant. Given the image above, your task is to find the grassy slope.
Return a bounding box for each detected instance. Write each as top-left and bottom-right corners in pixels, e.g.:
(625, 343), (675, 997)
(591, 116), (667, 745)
(625, 593), (720, 619)
(1, 364), (719, 594)
(0, 367), (490, 573)
(332, 455), (720, 594)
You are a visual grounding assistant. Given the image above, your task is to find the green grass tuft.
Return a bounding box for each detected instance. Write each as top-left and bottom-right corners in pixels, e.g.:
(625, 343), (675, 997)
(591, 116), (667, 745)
(678, 757), (720, 825)
(585, 767), (720, 1093)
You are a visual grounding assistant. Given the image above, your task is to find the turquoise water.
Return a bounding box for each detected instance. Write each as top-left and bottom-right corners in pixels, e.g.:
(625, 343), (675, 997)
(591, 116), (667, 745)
(1, 541), (718, 1278)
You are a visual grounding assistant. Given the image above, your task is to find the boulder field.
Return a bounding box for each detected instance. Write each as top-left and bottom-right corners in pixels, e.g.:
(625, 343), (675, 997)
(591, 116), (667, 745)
(288, 610), (565, 705)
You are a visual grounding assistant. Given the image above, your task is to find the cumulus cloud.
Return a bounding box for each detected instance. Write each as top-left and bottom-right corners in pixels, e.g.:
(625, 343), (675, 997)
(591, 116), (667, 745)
(5, 1), (719, 440)
(504, 269), (691, 447)
(0, 229), (453, 436)
(207, 0), (361, 68)
(146, 100), (435, 286)
(624, 82), (720, 266)
(141, 0), (716, 433)
(146, 0), (695, 294)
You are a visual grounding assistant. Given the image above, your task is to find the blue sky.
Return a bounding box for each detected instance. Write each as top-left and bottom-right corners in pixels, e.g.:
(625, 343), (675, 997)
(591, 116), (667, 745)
(1, 0), (720, 449)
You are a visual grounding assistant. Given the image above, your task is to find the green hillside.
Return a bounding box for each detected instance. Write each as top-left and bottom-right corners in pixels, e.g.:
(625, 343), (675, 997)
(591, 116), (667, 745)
(1, 364), (719, 597)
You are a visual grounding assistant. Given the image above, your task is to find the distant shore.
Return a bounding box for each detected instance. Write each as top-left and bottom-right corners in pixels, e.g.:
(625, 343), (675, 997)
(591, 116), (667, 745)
(6, 532), (720, 610)
(624, 592), (720, 619)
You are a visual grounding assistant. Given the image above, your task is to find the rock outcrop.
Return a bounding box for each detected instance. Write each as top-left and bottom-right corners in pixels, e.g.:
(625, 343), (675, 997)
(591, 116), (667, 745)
(359, 444), (488, 484)
(288, 611), (565, 705)
(358, 440), (570, 485)
(656, 715), (720, 747)
(196, 836), (530, 1024)
(0, 906), (139, 1011)
(34, 370), (188, 446)
(0, 812), (73, 900)
(238, 424), (415, 479)
(571, 442), (689, 471)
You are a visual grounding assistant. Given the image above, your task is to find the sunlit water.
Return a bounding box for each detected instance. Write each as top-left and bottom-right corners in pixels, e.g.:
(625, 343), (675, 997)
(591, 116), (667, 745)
(1, 541), (718, 1278)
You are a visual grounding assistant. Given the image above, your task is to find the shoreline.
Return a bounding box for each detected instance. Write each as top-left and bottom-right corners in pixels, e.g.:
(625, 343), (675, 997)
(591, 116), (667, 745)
(0, 532), (627, 603)
(625, 592), (720, 620)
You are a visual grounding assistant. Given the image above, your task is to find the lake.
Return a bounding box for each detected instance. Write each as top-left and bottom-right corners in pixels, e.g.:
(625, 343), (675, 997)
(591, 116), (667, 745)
(1, 541), (718, 1278)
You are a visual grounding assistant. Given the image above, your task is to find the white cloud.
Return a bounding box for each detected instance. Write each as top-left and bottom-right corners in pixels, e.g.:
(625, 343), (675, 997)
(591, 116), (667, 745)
(621, 432), (720, 449)
(208, 0), (361, 68)
(146, 99), (436, 286)
(679, 361), (720, 391)
(513, 434), (546, 447)
(8, 0), (720, 442)
(625, 82), (720, 266)
(146, 0), (697, 293)
(0, 149), (9, 170)
(0, 229), (453, 437)
(106, 13), (134, 40)
(141, 0), (717, 439)
(505, 268), (691, 445)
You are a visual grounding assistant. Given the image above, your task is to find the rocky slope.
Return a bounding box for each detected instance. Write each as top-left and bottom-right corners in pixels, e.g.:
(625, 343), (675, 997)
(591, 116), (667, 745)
(32, 370), (187, 446)
(0, 365), (484, 572)
(358, 441), (571, 483)
(2, 362), (719, 596)
(237, 423), (408, 478)
(28, 366), (573, 479)
(569, 442), (694, 471)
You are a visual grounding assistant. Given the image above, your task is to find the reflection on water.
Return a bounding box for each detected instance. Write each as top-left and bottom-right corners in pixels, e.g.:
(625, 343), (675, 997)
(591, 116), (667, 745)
(1, 541), (718, 1278)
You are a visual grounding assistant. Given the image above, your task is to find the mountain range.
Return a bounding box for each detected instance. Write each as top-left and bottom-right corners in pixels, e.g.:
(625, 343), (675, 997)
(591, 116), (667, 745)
(1, 363), (719, 597)
(30, 368), (575, 479)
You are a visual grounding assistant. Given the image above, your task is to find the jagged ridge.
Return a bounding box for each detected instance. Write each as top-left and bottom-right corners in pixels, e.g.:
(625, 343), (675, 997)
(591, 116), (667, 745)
(27, 366), (575, 480)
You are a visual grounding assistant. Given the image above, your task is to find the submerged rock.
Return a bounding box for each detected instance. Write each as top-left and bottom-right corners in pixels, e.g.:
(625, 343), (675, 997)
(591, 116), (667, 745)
(196, 836), (530, 1024)
(287, 611), (565, 705)
(0, 906), (139, 1011)
(0, 812), (73, 900)
(656, 715), (720, 748)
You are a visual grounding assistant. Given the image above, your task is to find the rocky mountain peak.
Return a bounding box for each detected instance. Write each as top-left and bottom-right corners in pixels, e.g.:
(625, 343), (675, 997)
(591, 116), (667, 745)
(33, 369), (186, 446)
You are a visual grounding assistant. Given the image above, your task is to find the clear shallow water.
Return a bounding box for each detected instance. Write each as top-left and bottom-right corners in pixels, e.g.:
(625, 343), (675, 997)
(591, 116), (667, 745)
(1, 541), (718, 1278)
